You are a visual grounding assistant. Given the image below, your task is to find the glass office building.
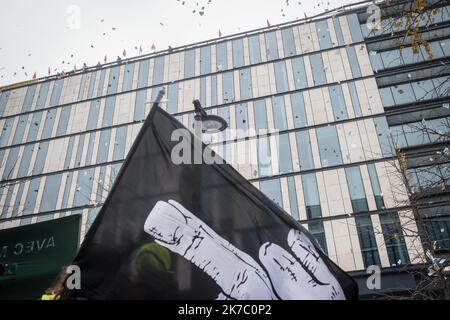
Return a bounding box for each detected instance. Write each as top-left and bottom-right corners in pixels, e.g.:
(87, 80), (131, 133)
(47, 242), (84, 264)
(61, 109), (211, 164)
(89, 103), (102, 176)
(0, 0), (448, 296)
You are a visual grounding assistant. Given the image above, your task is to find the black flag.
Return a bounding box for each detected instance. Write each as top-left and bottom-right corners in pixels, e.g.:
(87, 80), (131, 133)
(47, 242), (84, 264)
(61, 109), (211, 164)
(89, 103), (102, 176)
(72, 106), (358, 300)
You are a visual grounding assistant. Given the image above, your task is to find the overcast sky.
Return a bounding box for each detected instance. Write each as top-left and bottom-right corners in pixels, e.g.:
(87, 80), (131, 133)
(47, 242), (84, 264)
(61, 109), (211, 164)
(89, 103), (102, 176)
(0, 0), (361, 86)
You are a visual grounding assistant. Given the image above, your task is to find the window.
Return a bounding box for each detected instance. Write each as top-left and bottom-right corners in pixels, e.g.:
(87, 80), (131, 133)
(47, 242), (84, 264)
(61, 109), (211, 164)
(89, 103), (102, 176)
(217, 106), (231, 141)
(200, 77), (206, 107)
(73, 168), (95, 207)
(200, 46), (211, 75)
(260, 179), (282, 207)
(113, 126), (127, 161)
(222, 71), (235, 103)
(253, 99), (268, 132)
(291, 57), (308, 90)
(302, 173), (322, 218)
(272, 96), (288, 130)
(97, 129), (111, 164)
(402, 122), (430, 146)
(248, 35), (262, 64)
(346, 14), (364, 42)
(309, 53), (327, 86)
(373, 117), (394, 156)
(138, 59), (150, 88)
(425, 219), (450, 250)
(184, 49), (196, 78)
(86, 99), (101, 130)
(63, 136), (75, 170)
(411, 79), (436, 101)
(345, 166), (369, 213)
(389, 125), (408, 148)
(265, 31), (279, 61)
(309, 222), (328, 254)
(102, 96), (116, 127)
(347, 82), (363, 117)
(232, 39), (244, 68)
(281, 27), (296, 57)
(21, 177), (41, 216)
(21, 85), (36, 112)
(369, 51), (384, 72)
(316, 20), (332, 50)
(355, 215), (381, 268)
(2, 146), (19, 180)
(17, 144), (34, 178)
(287, 176), (299, 220)
(211, 75), (217, 106)
(239, 68), (252, 100)
(12, 114), (28, 144)
(61, 171), (73, 209)
(379, 87), (395, 108)
(290, 92), (307, 128)
(35, 82), (50, 110)
(329, 85), (348, 121)
(86, 72), (97, 99)
(166, 83), (179, 114)
(367, 164), (385, 210)
(380, 49), (402, 69)
(346, 47), (362, 78)
(0, 90), (11, 117)
(296, 131), (314, 171)
(316, 125), (342, 167)
(380, 212), (410, 266)
(41, 109), (57, 140)
(39, 174), (62, 213)
(32, 141), (49, 175)
(235, 103), (248, 139)
(56, 103), (70, 136)
(278, 133), (293, 174)
(216, 42), (228, 70)
(152, 56), (165, 86)
(107, 66), (120, 94)
(26, 111), (43, 142)
(96, 69), (107, 96)
(0, 118), (14, 147)
(85, 132), (96, 166)
(258, 136), (272, 177)
(274, 61), (289, 93)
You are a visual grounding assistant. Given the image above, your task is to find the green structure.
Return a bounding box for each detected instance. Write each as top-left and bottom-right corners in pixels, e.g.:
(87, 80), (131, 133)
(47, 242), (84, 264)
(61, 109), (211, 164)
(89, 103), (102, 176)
(0, 215), (81, 299)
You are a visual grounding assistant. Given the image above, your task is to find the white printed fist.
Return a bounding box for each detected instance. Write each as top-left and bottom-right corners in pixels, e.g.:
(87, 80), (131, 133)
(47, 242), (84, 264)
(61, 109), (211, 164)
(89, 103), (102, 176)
(144, 200), (344, 300)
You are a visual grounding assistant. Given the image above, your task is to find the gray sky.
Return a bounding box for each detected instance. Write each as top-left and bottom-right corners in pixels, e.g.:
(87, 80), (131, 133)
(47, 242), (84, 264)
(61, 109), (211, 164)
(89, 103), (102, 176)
(0, 0), (360, 86)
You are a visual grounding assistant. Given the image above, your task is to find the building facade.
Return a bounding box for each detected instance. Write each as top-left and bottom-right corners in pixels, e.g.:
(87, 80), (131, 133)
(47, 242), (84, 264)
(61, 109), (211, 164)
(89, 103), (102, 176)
(0, 0), (449, 297)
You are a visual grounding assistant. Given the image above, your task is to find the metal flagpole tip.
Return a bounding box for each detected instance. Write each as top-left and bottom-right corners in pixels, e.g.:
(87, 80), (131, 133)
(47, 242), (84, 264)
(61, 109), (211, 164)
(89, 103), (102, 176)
(153, 87), (166, 107)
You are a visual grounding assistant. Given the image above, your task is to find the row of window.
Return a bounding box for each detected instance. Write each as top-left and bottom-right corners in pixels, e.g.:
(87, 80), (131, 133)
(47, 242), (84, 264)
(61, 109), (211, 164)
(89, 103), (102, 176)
(0, 113), (390, 183)
(361, 4), (450, 38)
(379, 76), (450, 108)
(0, 122), (141, 181)
(0, 161), (122, 222)
(370, 38), (450, 72)
(1, 152), (389, 223)
(0, 43), (373, 123)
